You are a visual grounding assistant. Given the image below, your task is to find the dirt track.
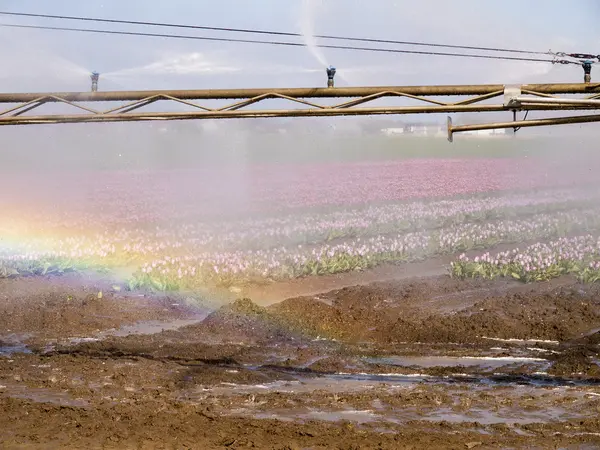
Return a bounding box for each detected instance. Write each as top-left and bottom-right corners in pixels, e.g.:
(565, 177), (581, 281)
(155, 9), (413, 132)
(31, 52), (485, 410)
(1, 272), (600, 449)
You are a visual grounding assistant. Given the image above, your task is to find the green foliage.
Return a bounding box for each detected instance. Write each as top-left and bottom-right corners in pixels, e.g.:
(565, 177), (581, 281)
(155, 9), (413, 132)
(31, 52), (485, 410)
(0, 257), (98, 279)
(450, 259), (599, 284)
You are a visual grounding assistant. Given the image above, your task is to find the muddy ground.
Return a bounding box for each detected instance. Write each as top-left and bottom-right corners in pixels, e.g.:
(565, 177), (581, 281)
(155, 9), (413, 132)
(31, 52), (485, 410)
(1, 272), (600, 449)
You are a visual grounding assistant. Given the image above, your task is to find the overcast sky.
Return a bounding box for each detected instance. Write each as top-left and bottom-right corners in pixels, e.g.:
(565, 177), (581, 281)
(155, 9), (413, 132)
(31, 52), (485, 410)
(1, 0), (599, 93)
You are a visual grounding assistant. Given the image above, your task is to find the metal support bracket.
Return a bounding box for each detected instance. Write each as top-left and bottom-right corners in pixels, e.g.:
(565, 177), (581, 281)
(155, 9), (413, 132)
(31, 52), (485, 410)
(503, 85), (522, 108)
(447, 116), (453, 143)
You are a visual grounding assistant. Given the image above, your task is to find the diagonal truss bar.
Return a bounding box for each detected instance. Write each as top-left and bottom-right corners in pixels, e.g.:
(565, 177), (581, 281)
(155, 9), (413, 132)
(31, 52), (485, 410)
(159, 94), (215, 111)
(103, 94), (216, 114)
(270, 93), (327, 109)
(103, 95), (163, 114)
(520, 90), (557, 99)
(0, 97), (48, 116)
(451, 90), (504, 105)
(217, 93), (327, 112)
(216, 93), (273, 112)
(333, 91), (448, 109)
(115, 98), (161, 114)
(46, 95), (100, 114)
(0, 95), (100, 117)
(10, 101), (46, 117)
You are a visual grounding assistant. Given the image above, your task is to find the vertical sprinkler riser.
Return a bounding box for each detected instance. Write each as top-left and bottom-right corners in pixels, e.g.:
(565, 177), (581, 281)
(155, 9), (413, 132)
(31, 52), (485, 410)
(582, 61), (592, 84)
(326, 66), (336, 88)
(90, 72), (100, 92)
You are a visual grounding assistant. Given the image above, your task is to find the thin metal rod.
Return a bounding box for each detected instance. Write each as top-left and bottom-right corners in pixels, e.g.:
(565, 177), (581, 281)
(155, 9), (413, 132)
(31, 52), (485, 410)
(515, 96), (600, 106)
(451, 113), (600, 133)
(1, 83), (600, 103)
(513, 103), (600, 110)
(0, 104), (598, 126)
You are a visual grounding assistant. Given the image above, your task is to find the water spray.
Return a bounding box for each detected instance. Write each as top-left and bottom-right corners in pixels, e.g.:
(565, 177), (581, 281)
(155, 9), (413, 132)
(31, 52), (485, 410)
(90, 71), (100, 92)
(326, 65), (336, 88)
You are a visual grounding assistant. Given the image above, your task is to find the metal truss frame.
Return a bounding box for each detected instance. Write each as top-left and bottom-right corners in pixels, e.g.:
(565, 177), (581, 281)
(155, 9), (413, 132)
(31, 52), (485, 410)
(1, 83), (600, 140)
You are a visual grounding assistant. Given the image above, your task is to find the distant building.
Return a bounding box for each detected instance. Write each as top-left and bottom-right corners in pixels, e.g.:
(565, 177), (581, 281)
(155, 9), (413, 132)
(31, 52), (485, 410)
(381, 122), (510, 138)
(381, 127), (406, 136)
(381, 123), (445, 137)
(461, 128), (509, 137)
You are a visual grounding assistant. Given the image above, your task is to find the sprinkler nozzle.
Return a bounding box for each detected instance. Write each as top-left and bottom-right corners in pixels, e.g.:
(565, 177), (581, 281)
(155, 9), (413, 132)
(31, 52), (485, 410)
(326, 66), (336, 88)
(90, 71), (100, 92)
(582, 61), (592, 84)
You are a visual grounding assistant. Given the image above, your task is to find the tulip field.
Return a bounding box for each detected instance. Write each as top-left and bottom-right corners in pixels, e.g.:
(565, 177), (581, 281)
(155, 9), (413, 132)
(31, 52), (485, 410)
(5, 143), (600, 449)
(2, 156), (600, 290)
(450, 235), (600, 283)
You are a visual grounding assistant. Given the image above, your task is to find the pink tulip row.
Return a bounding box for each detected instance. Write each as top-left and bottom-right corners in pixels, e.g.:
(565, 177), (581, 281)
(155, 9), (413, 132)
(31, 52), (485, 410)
(2, 158), (599, 230)
(3, 187), (598, 266)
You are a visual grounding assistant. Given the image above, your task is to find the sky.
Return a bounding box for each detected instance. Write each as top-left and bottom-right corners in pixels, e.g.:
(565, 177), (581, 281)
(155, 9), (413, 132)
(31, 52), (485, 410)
(0, 0), (599, 148)
(0, 0), (599, 92)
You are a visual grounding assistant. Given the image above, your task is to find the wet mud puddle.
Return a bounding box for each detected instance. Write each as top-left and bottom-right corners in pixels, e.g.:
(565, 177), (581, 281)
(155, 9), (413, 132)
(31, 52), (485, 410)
(365, 355), (551, 370)
(0, 334), (33, 357)
(0, 343), (31, 357)
(0, 383), (88, 408)
(249, 405), (582, 427)
(186, 346), (600, 428)
(2, 317), (208, 354)
(75, 315), (206, 342)
(196, 369), (600, 401)
(198, 374), (600, 427)
(69, 317), (208, 343)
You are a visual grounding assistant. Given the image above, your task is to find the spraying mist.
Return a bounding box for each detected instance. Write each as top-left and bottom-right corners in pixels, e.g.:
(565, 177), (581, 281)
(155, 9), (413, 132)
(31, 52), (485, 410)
(299, 0), (329, 67)
(298, 0), (356, 86)
(102, 53), (241, 82)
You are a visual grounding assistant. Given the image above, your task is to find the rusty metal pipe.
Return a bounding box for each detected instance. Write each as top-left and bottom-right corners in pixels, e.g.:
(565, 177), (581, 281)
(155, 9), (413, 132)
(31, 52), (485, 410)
(450, 113), (600, 133)
(1, 83), (600, 103)
(0, 103), (598, 126)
